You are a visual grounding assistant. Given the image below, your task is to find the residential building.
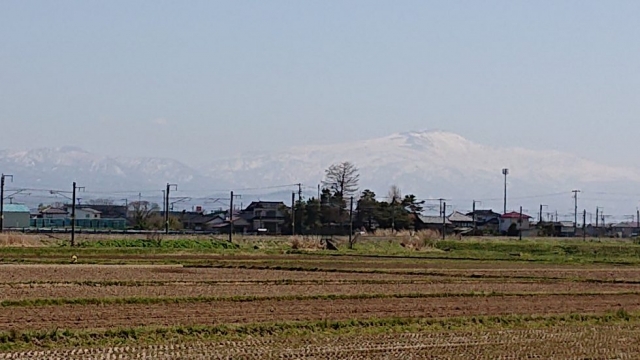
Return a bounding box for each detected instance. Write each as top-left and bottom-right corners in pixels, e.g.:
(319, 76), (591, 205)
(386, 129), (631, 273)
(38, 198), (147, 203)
(499, 212), (532, 234)
(39, 207), (68, 219)
(206, 213), (252, 233)
(415, 215), (452, 233)
(610, 222), (639, 238)
(448, 211), (474, 229)
(555, 221), (576, 237)
(1, 204), (30, 229)
(74, 208), (102, 220)
(466, 209), (501, 234)
(240, 201), (288, 234)
(78, 205), (127, 219)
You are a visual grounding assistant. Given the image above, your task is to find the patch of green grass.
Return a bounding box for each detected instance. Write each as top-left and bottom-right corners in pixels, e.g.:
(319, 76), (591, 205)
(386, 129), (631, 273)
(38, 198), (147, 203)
(78, 238), (240, 250)
(2, 236), (640, 266)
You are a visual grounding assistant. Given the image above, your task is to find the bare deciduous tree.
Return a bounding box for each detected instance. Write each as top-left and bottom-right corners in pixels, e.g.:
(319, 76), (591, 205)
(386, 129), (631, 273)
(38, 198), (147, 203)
(322, 162), (360, 197)
(130, 201), (160, 230)
(387, 185), (402, 205)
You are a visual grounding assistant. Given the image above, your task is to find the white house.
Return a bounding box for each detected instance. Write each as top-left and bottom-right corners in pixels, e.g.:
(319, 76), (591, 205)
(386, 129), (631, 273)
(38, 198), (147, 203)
(74, 208), (101, 219)
(499, 211), (532, 233)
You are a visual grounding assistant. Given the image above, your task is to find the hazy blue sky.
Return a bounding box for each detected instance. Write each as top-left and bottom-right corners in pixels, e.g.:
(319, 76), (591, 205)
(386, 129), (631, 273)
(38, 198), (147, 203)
(1, 1), (639, 166)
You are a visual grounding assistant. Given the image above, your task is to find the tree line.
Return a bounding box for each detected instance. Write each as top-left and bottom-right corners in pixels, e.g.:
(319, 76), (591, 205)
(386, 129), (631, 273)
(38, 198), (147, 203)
(288, 162), (426, 234)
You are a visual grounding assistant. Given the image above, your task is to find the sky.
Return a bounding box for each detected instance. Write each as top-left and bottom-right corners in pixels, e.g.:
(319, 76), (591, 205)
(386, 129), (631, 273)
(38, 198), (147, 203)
(1, 1), (640, 167)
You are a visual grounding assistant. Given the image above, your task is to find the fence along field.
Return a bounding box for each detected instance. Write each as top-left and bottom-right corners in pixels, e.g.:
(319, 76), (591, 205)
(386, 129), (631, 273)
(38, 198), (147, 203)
(1, 233), (640, 358)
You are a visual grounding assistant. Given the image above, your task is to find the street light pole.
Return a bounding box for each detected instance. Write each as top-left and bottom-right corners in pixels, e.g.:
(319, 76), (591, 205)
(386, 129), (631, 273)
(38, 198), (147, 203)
(502, 168), (509, 214)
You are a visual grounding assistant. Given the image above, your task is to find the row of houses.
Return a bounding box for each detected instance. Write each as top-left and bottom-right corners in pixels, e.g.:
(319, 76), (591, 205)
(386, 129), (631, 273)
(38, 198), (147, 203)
(2, 202), (639, 237)
(415, 210), (532, 235)
(0, 201), (289, 233)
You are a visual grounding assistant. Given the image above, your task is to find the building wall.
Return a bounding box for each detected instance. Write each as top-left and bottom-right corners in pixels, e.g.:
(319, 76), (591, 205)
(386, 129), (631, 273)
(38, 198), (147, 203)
(499, 218), (530, 233)
(44, 213), (67, 219)
(75, 209), (101, 219)
(3, 212), (30, 229)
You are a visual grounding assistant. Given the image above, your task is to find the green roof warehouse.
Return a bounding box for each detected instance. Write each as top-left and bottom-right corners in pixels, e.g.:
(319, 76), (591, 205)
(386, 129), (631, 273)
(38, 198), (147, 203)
(2, 204), (30, 229)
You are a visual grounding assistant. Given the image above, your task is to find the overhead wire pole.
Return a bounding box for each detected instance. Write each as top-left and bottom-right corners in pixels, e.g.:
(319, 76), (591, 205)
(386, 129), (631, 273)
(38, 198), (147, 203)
(0, 174), (13, 233)
(502, 168), (509, 214)
(230, 192), (242, 241)
(572, 190), (581, 237)
(472, 200), (481, 235)
(519, 206), (523, 241)
(539, 204), (548, 223)
(297, 183), (303, 235)
(291, 192), (296, 236)
(349, 196), (354, 249)
(583, 209), (587, 241)
(71, 182), (85, 247)
(165, 183), (177, 234)
(442, 202), (447, 240)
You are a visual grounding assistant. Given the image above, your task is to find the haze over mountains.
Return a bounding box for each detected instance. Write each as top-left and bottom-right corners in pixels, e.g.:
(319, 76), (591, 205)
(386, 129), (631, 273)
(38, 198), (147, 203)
(2, 130), (639, 217)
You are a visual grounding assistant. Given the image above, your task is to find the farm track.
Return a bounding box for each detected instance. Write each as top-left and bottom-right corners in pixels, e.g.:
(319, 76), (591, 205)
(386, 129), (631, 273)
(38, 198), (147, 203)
(2, 324), (640, 359)
(2, 293), (640, 331)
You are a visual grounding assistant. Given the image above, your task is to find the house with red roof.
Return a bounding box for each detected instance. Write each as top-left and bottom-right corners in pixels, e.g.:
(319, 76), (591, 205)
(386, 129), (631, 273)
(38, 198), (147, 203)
(499, 211), (532, 234)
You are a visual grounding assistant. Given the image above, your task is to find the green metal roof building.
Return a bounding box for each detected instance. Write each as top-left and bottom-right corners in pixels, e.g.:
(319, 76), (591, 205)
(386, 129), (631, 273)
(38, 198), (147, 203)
(2, 204), (30, 229)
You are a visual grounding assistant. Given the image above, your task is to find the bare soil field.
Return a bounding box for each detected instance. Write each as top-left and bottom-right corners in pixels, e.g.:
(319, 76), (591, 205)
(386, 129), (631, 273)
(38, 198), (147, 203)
(2, 324), (640, 359)
(0, 264), (420, 283)
(1, 254), (640, 358)
(1, 293), (639, 331)
(1, 279), (639, 301)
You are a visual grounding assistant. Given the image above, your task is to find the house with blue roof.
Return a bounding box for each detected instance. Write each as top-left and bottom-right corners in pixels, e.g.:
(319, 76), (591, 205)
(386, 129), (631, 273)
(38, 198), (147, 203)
(2, 204), (30, 229)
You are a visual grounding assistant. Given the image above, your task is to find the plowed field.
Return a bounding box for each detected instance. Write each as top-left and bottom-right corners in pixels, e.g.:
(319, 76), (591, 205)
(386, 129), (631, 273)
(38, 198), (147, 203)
(1, 257), (640, 358)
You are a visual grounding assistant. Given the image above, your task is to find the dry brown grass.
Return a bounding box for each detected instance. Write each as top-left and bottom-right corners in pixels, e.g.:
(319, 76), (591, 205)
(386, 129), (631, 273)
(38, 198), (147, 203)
(0, 233), (49, 247)
(359, 229), (442, 251)
(290, 236), (325, 250)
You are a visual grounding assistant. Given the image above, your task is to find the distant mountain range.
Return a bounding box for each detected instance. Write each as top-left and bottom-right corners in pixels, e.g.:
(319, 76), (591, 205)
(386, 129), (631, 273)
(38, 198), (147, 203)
(2, 131), (640, 217)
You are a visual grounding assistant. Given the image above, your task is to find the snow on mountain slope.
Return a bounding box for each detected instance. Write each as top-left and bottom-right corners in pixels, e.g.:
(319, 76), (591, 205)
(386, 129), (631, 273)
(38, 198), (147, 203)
(0, 147), (215, 191)
(2, 130), (640, 215)
(205, 130), (640, 211)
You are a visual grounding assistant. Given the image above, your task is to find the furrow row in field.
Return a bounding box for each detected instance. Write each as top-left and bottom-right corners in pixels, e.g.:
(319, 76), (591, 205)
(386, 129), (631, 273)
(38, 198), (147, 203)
(2, 324), (639, 359)
(0, 282), (638, 301)
(1, 293), (639, 331)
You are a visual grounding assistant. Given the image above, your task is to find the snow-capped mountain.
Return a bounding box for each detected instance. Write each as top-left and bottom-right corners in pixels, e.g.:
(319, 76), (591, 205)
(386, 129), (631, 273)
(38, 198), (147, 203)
(205, 130), (640, 216)
(2, 130), (640, 216)
(0, 146), (220, 192)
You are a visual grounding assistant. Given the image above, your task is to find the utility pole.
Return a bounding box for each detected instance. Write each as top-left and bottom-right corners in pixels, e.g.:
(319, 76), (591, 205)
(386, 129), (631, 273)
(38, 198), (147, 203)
(572, 190), (580, 237)
(349, 196), (354, 249)
(519, 206), (523, 241)
(502, 168), (509, 214)
(442, 202), (447, 240)
(291, 192), (296, 236)
(472, 200), (477, 235)
(165, 183), (177, 234)
(229, 191), (234, 243)
(297, 183), (303, 235)
(0, 174), (13, 233)
(539, 204), (548, 223)
(71, 182), (85, 247)
(595, 207), (599, 229)
(583, 209), (586, 241)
